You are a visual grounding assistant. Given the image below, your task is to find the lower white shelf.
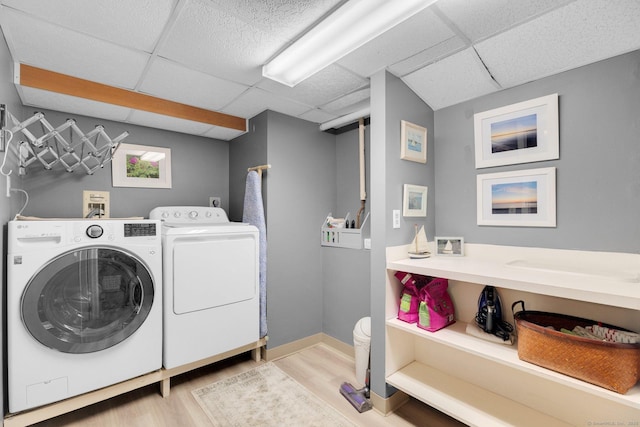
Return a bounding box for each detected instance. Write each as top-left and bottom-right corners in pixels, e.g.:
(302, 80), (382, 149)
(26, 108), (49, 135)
(387, 361), (571, 427)
(386, 318), (640, 410)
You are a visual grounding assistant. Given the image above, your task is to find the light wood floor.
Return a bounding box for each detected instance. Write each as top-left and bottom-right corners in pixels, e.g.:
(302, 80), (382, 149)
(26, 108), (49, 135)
(32, 344), (465, 426)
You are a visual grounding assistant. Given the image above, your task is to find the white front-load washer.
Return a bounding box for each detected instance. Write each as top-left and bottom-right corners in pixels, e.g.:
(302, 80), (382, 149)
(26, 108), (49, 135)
(149, 206), (259, 369)
(7, 219), (162, 413)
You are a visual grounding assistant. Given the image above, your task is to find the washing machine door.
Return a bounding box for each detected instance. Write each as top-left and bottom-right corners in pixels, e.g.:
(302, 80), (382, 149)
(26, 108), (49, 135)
(21, 246), (155, 354)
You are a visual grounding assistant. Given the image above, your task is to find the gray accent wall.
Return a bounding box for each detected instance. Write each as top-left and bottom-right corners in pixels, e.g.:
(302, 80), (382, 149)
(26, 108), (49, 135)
(13, 108), (229, 219)
(228, 111), (268, 222)
(230, 111), (337, 348)
(322, 123), (371, 345)
(434, 50), (640, 253)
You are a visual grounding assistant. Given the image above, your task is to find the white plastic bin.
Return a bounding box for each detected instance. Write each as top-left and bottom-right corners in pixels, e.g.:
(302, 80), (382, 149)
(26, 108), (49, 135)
(353, 316), (371, 386)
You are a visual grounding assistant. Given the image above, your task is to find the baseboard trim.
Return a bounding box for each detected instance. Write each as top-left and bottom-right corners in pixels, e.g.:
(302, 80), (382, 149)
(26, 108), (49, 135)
(371, 389), (409, 415)
(264, 333), (354, 361)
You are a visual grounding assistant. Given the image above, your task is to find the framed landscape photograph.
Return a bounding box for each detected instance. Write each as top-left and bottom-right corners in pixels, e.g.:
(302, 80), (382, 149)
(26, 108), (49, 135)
(403, 184), (428, 217)
(474, 93), (558, 168)
(435, 237), (464, 256)
(400, 120), (427, 163)
(112, 143), (172, 188)
(477, 167), (556, 227)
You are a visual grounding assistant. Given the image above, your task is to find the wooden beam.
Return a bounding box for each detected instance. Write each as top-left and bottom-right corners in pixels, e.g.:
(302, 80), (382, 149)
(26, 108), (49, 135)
(17, 64), (247, 132)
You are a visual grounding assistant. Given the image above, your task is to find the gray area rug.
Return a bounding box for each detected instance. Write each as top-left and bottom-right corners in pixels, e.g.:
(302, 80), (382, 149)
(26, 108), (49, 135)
(192, 362), (355, 427)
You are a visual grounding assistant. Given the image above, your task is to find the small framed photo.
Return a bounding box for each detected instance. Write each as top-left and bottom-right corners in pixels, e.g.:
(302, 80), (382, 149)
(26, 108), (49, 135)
(112, 143), (172, 188)
(477, 167), (556, 227)
(400, 120), (427, 163)
(474, 93), (558, 168)
(403, 184), (427, 217)
(435, 237), (464, 256)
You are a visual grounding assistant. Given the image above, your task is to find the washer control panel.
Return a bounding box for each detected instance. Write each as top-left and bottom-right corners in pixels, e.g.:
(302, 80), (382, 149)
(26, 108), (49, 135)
(149, 206), (229, 225)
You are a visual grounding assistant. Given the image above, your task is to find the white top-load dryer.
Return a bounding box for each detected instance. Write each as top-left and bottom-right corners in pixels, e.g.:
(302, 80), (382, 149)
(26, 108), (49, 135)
(150, 206), (259, 369)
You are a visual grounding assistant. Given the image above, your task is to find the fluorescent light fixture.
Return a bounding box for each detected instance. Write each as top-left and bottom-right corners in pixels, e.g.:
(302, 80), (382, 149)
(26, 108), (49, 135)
(262, 0), (436, 87)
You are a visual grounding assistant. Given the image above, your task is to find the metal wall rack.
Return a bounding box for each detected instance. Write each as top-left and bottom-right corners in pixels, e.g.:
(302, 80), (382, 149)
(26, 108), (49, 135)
(6, 109), (128, 175)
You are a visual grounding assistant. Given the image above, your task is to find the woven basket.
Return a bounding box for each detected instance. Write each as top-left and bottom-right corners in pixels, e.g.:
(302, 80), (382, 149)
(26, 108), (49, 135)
(512, 301), (640, 394)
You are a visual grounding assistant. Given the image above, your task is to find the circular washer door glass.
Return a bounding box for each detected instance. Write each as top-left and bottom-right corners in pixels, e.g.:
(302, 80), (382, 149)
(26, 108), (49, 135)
(21, 247), (155, 354)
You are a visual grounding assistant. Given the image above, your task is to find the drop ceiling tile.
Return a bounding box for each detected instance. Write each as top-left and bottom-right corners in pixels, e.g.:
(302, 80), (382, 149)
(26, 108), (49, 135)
(321, 88), (370, 115)
(436, 0), (576, 42)
(475, 0), (640, 88)
(338, 8), (456, 78)
(18, 87), (133, 123)
(208, 0), (343, 41)
(158, 0), (285, 85)
(257, 64), (368, 107)
(403, 48), (498, 110)
(388, 36), (466, 77)
(139, 58), (248, 111)
(298, 108), (337, 124)
(128, 110), (212, 136)
(0, 0), (176, 52)
(202, 125), (247, 141)
(1, 8), (149, 89)
(222, 87), (311, 119)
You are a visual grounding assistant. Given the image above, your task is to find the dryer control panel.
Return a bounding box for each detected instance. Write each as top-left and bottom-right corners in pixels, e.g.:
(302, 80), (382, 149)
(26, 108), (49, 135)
(149, 206), (229, 225)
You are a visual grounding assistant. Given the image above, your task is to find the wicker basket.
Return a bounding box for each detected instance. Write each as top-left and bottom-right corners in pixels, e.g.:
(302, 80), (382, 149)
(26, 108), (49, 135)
(512, 301), (640, 394)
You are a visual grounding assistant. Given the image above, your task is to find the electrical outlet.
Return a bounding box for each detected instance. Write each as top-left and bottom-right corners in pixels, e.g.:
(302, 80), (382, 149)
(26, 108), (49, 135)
(209, 197), (221, 208)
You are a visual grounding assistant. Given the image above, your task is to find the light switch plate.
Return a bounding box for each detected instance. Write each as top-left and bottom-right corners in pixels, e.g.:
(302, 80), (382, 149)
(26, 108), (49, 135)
(393, 210), (401, 228)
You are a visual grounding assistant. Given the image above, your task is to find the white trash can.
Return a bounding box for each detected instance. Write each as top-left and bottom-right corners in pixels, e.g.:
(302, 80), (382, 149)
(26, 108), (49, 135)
(353, 316), (371, 386)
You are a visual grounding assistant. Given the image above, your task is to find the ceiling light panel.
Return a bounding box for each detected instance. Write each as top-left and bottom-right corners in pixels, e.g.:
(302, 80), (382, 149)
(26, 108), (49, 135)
(338, 7), (454, 78)
(139, 58), (248, 111)
(403, 48), (498, 110)
(0, 0), (176, 52)
(437, 0), (576, 43)
(1, 9), (149, 89)
(158, 0), (288, 86)
(475, 0), (640, 88)
(262, 0), (437, 86)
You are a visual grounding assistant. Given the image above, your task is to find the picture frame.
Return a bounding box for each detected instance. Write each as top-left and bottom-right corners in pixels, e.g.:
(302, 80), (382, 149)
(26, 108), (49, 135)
(403, 184), (428, 217)
(112, 143), (172, 188)
(474, 93), (558, 169)
(435, 237), (464, 256)
(477, 167), (556, 227)
(400, 120), (427, 163)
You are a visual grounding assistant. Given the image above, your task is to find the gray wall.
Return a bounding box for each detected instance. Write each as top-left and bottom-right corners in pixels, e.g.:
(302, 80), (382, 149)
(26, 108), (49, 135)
(15, 109), (229, 219)
(247, 111), (336, 348)
(230, 112), (374, 348)
(370, 70), (435, 397)
(321, 124), (371, 345)
(0, 30), (24, 424)
(229, 111), (268, 222)
(435, 50), (640, 253)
